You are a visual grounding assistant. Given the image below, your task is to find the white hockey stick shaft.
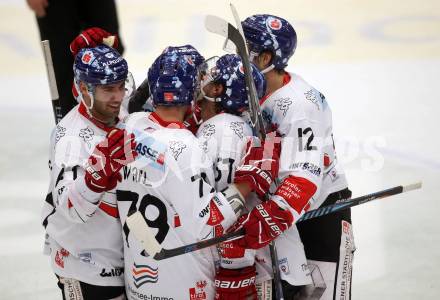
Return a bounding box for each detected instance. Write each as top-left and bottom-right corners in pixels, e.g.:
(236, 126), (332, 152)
(41, 40), (62, 124)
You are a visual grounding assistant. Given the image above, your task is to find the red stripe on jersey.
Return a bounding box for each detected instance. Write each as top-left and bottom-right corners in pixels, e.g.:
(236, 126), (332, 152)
(149, 112), (185, 129)
(132, 267), (158, 276)
(275, 176), (317, 215)
(78, 102), (118, 133)
(99, 201), (119, 218)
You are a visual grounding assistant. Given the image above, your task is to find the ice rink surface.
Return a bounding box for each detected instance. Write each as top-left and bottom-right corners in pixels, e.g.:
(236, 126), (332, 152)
(0, 0), (439, 299)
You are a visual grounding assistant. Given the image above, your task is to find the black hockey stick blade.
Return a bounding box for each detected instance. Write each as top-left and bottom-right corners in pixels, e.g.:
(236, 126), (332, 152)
(205, 15), (265, 138)
(128, 182), (422, 260)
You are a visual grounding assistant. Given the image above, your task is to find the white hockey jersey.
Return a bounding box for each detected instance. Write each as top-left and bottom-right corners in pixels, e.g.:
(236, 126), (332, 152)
(261, 72), (348, 211)
(196, 113), (312, 287)
(42, 103), (124, 286)
(117, 112), (239, 300)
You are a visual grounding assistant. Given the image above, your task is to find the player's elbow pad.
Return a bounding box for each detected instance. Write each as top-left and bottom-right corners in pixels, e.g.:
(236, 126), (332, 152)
(272, 176), (317, 218)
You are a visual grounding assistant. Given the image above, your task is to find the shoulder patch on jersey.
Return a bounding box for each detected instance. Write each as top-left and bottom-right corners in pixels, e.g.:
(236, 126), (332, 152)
(169, 140), (187, 161)
(304, 89), (328, 111)
(55, 125), (66, 144)
(275, 97), (293, 116)
(229, 121), (245, 139)
(79, 127), (95, 148)
(200, 124), (216, 140)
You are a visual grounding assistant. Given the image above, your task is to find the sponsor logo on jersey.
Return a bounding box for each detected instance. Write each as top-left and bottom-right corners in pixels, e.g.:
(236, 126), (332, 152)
(132, 263), (159, 288)
(136, 142), (165, 166)
(133, 134), (167, 173)
(274, 97), (292, 116)
(337, 220), (354, 299)
(207, 201), (224, 226)
(230, 121), (244, 139)
(169, 140), (187, 160)
(189, 280), (207, 299)
(127, 284), (174, 300)
(100, 267), (124, 277)
(198, 203), (210, 218)
(289, 162), (322, 176)
(267, 17), (282, 30)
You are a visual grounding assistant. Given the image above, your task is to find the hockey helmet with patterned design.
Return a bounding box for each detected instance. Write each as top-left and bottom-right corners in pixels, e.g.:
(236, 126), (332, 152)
(199, 54), (266, 114)
(242, 14), (297, 71)
(73, 44), (128, 86)
(148, 45), (203, 106)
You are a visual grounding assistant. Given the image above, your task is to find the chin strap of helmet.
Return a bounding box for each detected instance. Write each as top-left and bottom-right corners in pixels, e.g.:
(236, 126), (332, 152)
(249, 51), (275, 74)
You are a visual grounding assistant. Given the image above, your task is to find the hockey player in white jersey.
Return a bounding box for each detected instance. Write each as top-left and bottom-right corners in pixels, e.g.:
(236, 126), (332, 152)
(228, 14), (355, 299)
(116, 46), (280, 300)
(196, 54), (264, 299)
(197, 54), (314, 300)
(42, 43), (137, 299)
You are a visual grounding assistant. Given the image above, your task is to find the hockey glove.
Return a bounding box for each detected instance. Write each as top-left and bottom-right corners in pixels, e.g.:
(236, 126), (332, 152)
(229, 200), (293, 249)
(234, 132), (281, 199)
(70, 27), (119, 56)
(214, 265), (257, 300)
(84, 128), (137, 193)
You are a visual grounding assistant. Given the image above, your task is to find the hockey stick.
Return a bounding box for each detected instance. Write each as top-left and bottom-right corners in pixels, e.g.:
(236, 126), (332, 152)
(127, 182), (422, 261)
(227, 5), (284, 299)
(205, 14), (265, 137)
(41, 40), (63, 124)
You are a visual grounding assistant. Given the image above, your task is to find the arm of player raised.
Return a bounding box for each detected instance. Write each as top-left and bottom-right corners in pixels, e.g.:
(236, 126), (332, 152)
(50, 128), (136, 223)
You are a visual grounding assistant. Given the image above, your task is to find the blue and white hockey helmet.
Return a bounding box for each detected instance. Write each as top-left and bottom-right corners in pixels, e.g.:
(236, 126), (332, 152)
(73, 44), (128, 86)
(242, 14), (297, 71)
(199, 54), (266, 115)
(148, 45), (203, 106)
